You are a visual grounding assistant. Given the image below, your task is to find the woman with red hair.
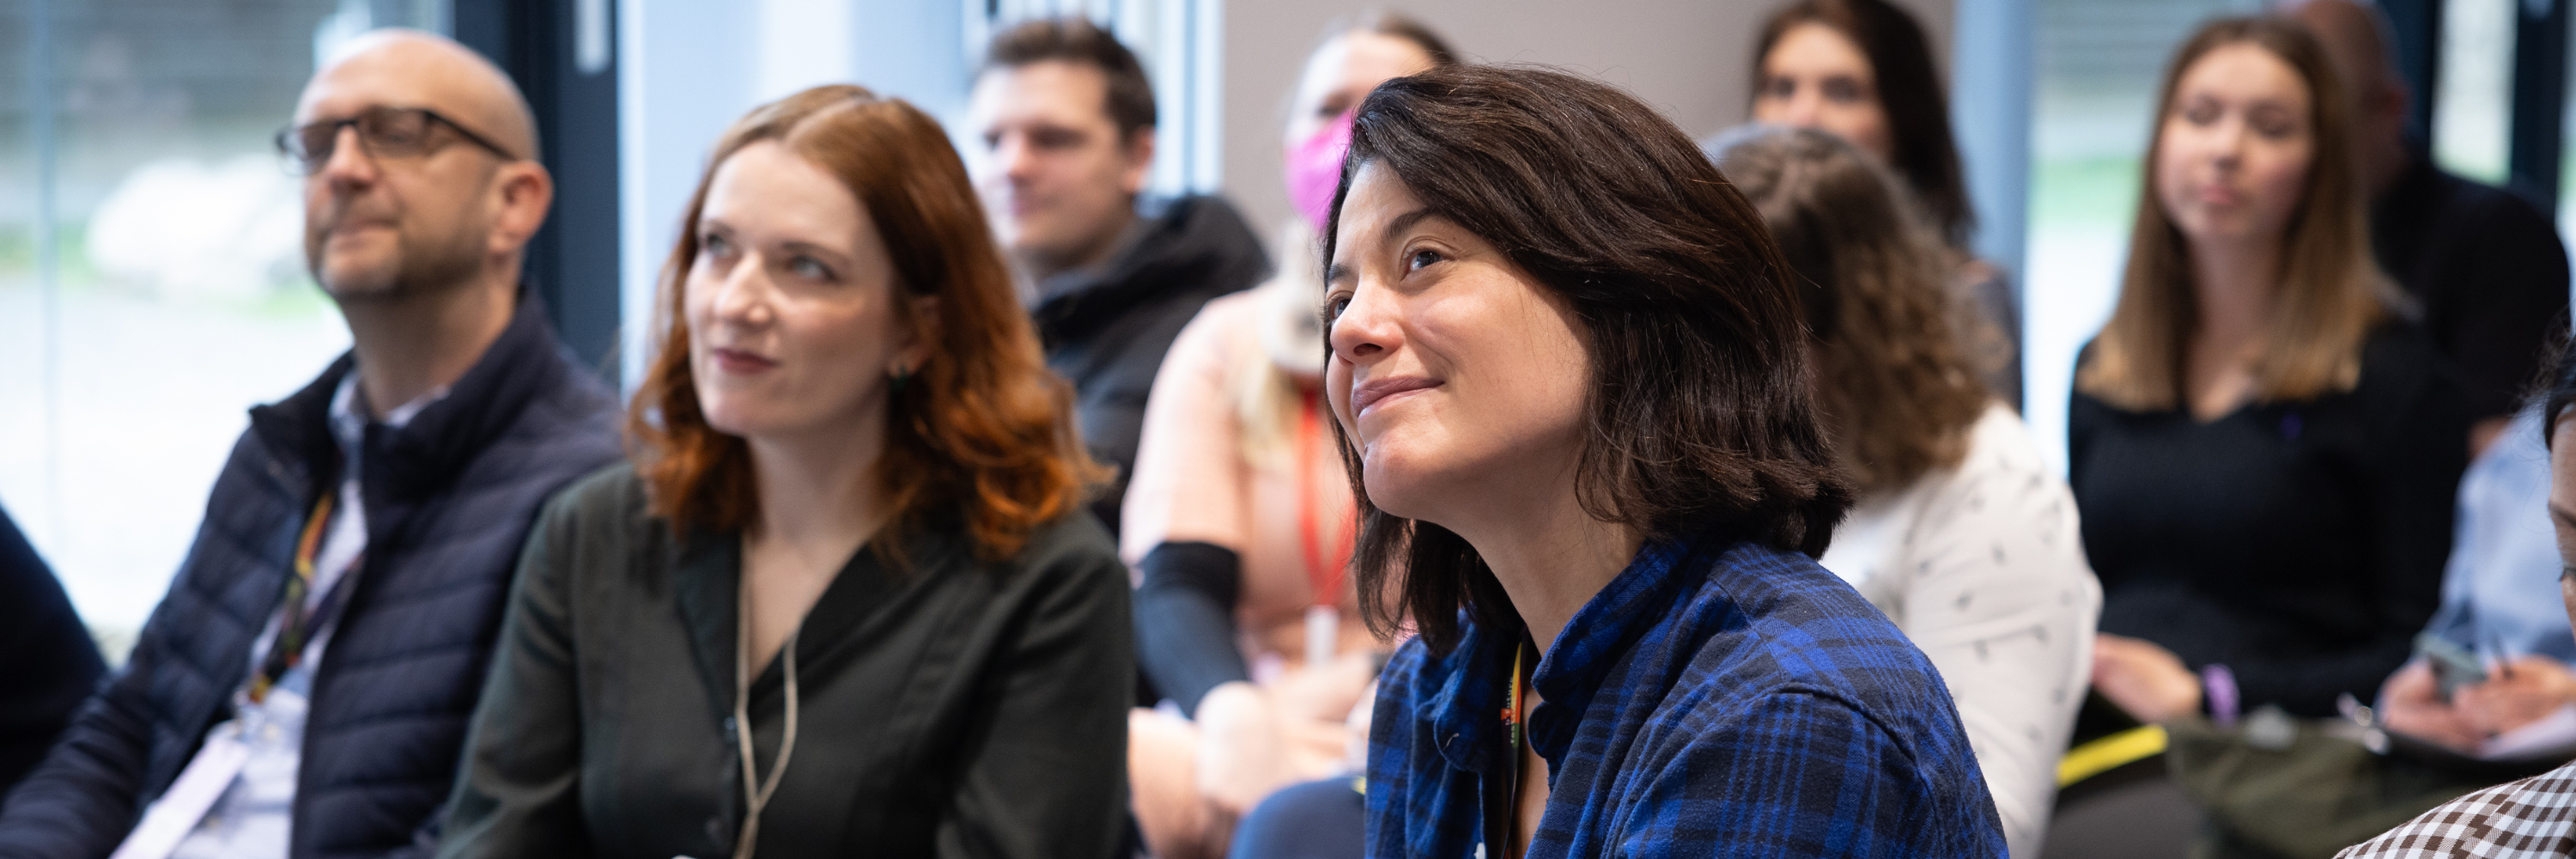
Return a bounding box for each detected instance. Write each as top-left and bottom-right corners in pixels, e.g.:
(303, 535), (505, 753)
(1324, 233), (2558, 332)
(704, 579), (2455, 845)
(439, 85), (1132, 859)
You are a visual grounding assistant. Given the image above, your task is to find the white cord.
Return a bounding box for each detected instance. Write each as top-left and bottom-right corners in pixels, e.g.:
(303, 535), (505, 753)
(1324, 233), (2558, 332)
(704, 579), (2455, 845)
(732, 578), (801, 859)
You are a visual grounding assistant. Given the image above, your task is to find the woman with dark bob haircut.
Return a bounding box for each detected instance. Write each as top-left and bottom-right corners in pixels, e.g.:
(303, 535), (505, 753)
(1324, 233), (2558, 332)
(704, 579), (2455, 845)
(438, 85), (1133, 859)
(1324, 64), (2006, 858)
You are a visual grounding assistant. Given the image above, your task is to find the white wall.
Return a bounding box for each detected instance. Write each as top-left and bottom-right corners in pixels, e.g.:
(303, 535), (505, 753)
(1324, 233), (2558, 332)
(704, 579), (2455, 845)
(1218, 0), (1954, 259)
(617, 0), (969, 383)
(618, 0), (1967, 382)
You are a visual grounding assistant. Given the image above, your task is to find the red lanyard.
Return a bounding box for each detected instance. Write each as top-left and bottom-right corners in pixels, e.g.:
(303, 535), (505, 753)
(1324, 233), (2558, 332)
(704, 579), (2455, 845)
(1296, 390), (1357, 609)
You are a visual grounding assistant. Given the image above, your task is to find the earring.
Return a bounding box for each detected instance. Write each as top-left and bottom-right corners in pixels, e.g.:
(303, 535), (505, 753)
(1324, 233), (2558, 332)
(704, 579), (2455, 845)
(890, 365), (912, 395)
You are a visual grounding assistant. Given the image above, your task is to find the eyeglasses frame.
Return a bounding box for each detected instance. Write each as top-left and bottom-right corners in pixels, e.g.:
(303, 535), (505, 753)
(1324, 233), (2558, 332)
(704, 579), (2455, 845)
(274, 106), (523, 175)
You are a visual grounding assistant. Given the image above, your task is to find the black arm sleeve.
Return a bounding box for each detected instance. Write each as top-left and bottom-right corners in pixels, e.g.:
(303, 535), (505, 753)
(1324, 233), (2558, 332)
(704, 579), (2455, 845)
(0, 500), (105, 794)
(1133, 541), (1250, 716)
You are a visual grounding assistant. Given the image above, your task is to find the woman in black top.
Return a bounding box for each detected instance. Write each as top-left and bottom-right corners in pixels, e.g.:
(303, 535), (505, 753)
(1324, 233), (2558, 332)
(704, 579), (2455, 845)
(438, 86), (1131, 859)
(2072, 18), (2468, 724)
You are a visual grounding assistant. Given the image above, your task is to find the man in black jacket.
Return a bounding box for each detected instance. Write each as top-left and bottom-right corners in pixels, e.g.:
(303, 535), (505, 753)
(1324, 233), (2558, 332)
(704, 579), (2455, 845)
(970, 18), (1270, 537)
(2296, 0), (2573, 455)
(0, 30), (621, 859)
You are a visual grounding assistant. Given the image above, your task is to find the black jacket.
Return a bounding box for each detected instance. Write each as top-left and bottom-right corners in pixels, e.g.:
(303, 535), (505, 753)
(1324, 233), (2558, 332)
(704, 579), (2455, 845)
(2372, 152), (2573, 421)
(0, 500), (105, 795)
(439, 466), (1134, 859)
(1031, 195), (1268, 538)
(0, 297), (623, 859)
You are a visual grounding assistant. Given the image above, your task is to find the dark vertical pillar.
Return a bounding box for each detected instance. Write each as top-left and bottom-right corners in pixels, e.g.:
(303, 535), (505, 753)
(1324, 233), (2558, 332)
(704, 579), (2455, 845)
(2511, 0), (2568, 210)
(453, 0), (623, 385)
(2382, 0), (2445, 146)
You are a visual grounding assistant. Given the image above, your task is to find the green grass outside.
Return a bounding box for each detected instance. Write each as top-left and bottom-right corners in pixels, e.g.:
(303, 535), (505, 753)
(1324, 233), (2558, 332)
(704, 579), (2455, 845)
(2031, 155), (2144, 232)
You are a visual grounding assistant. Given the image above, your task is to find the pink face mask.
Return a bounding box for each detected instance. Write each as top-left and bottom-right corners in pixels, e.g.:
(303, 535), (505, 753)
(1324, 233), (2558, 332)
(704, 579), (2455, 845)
(1285, 110), (1355, 237)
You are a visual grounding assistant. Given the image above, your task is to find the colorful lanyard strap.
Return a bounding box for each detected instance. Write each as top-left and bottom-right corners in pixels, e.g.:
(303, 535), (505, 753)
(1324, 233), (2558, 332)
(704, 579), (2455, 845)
(249, 489), (337, 704)
(1499, 641), (1534, 858)
(1505, 644), (1528, 759)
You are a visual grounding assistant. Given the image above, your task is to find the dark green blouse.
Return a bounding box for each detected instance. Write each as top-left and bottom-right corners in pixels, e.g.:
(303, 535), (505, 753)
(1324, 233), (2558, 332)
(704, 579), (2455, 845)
(437, 466), (1133, 859)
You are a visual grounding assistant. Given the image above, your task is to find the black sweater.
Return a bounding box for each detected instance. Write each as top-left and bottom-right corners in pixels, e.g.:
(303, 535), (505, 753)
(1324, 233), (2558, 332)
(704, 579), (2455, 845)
(2069, 328), (2470, 717)
(1031, 195), (1269, 538)
(2372, 154), (2571, 421)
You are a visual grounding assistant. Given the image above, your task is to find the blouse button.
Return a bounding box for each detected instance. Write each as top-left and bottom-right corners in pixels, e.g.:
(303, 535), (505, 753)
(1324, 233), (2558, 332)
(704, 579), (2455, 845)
(707, 814), (732, 844)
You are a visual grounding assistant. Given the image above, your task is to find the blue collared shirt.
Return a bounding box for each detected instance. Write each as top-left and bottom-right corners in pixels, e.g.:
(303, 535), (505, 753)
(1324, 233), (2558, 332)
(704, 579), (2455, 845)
(2423, 408), (2576, 664)
(1365, 535), (2008, 859)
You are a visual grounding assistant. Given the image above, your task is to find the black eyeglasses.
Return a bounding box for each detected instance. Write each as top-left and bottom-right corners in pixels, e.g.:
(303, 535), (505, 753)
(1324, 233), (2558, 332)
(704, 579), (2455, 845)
(274, 107), (519, 175)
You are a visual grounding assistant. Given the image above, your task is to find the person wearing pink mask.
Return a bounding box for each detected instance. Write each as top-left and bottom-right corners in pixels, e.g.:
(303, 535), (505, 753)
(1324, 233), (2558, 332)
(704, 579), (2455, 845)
(1118, 12), (1454, 859)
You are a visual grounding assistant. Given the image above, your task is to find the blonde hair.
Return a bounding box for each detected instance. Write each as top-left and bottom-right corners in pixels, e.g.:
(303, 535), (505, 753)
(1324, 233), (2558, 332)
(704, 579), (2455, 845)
(2077, 16), (2391, 411)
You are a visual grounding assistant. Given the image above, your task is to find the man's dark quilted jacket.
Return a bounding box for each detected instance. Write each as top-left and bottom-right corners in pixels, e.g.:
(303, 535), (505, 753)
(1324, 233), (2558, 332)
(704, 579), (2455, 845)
(0, 296), (622, 859)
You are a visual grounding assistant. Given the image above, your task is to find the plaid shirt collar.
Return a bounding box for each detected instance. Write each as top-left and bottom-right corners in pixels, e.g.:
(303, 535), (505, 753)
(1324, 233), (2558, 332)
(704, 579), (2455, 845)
(1420, 533), (1708, 776)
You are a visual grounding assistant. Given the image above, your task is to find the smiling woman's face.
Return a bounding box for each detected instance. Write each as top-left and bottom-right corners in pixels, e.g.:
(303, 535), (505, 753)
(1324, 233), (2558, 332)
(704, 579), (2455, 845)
(685, 139), (924, 443)
(1321, 161), (1594, 525)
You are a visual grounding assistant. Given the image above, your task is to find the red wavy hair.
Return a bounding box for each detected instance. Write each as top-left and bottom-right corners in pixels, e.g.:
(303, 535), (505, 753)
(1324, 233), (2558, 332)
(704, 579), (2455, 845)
(628, 84), (1103, 560)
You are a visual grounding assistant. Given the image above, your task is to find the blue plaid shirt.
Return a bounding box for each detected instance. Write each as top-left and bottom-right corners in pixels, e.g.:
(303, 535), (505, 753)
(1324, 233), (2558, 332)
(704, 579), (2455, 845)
(1364, 535), (2008, 858)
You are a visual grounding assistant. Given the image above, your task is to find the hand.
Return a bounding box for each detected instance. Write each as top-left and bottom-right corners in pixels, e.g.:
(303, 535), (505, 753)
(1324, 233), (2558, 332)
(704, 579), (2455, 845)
(2453, 656), (2576, 739)
(1193, 681), (1288, 817)
(2379, 661), (2482, 752)
(1270, 651), (1378, 725)
(2092, 633), (2203, 724)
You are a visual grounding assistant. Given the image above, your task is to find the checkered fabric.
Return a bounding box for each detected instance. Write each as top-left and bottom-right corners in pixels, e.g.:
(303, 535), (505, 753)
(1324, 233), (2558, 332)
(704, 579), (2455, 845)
(2336, 761), (2576, 857)
(1363, 534), (2010, 858)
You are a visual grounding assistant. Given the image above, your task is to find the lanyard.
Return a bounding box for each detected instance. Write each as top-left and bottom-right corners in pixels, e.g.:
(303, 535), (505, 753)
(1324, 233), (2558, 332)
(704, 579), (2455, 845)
(1489, 640), (1536, 859)
(1296, 390), (1358, 667)
(250, 489), (349, 704)
(1505, 645), (1528, 759)
(1295, 391), (1356, 606)
(732, 575), (802, 859)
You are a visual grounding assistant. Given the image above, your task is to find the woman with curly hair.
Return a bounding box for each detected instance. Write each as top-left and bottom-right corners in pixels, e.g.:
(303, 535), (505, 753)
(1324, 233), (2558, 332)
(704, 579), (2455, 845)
(1716, 125), (2099, 859)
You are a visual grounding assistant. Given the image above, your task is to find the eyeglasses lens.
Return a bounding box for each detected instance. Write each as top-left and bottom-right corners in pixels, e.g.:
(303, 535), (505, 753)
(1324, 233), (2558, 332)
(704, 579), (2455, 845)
(280, 108), (434, 174)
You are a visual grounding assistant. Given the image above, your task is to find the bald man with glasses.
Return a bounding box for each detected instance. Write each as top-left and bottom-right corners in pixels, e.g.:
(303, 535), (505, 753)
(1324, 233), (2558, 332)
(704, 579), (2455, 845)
(0, 30), (621, 859)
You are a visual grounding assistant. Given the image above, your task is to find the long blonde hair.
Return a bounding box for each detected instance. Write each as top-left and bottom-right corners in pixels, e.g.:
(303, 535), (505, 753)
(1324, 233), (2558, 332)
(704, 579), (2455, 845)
(2076, 16), (2391, 411)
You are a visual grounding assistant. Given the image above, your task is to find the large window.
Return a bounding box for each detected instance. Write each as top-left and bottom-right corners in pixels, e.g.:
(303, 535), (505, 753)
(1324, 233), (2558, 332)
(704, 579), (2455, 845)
(2024, 0), (2263, 471)
(1, 0), (438, 656)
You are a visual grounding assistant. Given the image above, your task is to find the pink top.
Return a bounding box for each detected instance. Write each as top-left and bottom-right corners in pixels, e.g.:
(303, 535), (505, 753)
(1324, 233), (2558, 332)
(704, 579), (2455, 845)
(1121, 291), (1374, 670)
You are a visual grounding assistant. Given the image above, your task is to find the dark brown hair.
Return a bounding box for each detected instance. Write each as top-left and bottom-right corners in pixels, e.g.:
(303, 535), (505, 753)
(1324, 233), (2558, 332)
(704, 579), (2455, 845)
(1324, 64), (1855, 653)
(2076, 16), (2387, 411)
(629, 85), (1103, 560)
(983, 17), (1157, 141)
(1718, 126), (1988, 493)
(1753, 0), (1974, 247)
